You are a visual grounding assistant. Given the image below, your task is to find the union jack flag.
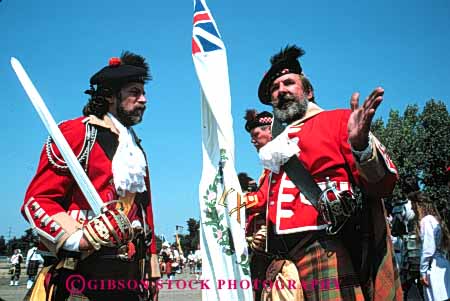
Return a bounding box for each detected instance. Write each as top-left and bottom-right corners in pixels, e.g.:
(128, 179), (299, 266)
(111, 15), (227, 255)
(192, 0), (225, 54)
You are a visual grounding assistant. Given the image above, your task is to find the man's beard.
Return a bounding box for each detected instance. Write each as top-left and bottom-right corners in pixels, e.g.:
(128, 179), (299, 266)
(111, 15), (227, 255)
(273, 94), (309, 124)
(116, 102), (146, 127)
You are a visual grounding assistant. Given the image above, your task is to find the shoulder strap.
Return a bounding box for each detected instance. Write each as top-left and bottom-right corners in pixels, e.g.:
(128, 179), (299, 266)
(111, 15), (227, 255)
(271, 116), (322, 210)
(283, 157), (322, 210)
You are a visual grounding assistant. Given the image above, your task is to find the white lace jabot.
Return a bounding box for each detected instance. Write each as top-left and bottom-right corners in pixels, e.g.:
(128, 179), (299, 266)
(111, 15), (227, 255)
(108, 113), (147, 196)
(259, 129), (300, 174)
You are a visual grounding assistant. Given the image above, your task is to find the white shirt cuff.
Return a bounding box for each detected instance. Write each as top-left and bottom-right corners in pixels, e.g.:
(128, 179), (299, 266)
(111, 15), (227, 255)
(351, 135), (373, 163)
(62, 229), (83, 252)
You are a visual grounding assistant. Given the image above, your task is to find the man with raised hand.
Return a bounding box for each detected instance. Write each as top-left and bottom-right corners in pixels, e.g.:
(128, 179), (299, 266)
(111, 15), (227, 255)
(255, 45), (402, 301)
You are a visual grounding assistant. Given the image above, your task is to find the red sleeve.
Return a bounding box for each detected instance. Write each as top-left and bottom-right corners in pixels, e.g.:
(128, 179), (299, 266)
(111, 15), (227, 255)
(143, 168), (161, 278)
(23, 119), (86, 214)
(245, 169), (270, 214)
(144, 173), (157, 255)
(21, 118), (86, 251)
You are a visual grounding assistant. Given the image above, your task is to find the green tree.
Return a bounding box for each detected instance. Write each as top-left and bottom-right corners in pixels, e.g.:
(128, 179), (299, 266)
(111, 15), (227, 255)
(155, 234), (163, 252)
(186, 218), (200, 250)
(418, 102), (450, 190)
(174, 218), (200, 255)
(372, 99), (450, 221)
(6, 228), (39, 255)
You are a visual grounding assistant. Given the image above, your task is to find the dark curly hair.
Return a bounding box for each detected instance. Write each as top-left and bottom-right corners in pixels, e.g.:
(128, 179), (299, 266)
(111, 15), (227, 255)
(82, 85), (115, 118)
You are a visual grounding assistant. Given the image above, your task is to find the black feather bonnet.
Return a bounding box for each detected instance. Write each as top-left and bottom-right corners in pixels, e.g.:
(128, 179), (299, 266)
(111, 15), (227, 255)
(89, 51), (151, 89)
(258, 45), (305, 104)
(244, 109), (273, 132)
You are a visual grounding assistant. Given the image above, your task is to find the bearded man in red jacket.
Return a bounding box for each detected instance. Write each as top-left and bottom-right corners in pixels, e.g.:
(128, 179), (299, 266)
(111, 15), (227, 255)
(22, 51), (160, 301)
(251, 45), (402, 301)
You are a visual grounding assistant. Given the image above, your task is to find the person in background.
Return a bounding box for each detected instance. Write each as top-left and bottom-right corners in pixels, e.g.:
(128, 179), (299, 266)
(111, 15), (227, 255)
(159, 242), (173, 280)
(178, 252), (186, 274)
(391, 175), (423, 300)
(187, 250), (196, 274)
(170, 245), (180, 279)
(194, 245), (202, 281)
(238, 109), (274, 301)
(241, 109), (273, 244)
(25, 243), (44, 289)
(10, 249), (24, 286)
(410, 191), (450, 300)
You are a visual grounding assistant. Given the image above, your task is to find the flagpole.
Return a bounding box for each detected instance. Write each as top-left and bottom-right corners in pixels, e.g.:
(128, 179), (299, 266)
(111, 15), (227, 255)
(192, 0), (253, 299)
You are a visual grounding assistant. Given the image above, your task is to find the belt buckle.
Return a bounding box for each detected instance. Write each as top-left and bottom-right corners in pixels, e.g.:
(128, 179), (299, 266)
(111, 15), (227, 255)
(63, 257), (78, 270)
(117, 244), (131, 261)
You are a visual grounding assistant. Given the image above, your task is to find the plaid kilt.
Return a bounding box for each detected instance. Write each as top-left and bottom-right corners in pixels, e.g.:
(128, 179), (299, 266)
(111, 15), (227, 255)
(294, 238), (365, 301)
(365, 196), (403, 301)
(13, 263), (21, 277)
(27, 260), (40, 276)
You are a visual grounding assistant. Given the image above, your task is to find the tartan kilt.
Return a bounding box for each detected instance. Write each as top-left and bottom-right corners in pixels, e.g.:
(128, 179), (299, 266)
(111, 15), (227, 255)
(263, 237), (365, 301)
(294, 237), (365, 301)
(27, 260), (40, 276)
(160, 262), (172, 275)
(13, 263), (21, 277)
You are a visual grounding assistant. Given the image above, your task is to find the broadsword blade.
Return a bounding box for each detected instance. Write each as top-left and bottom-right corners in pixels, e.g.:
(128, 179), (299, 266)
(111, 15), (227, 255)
(11, 57), (103, 215)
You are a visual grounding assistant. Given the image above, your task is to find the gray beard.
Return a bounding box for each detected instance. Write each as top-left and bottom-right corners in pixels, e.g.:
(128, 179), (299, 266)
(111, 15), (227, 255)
(273, 95), (309, 124)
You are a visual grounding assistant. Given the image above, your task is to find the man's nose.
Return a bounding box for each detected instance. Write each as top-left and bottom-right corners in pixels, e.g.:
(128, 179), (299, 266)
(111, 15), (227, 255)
(137, 94), (147, 103)
(277, 83), (288, 94)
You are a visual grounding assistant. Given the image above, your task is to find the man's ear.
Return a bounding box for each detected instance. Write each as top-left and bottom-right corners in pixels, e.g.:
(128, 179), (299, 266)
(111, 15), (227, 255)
(307, 90), (314, 101)
(105, 96), (114, 105)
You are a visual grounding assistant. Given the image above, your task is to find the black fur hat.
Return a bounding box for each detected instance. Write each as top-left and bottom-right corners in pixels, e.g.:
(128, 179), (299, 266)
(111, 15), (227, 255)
(89, 51), (151, 88)
(258, 45), (305, 105)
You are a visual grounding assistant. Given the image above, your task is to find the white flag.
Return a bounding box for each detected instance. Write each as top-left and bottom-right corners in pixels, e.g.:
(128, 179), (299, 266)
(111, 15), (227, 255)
(192, 0), (253, 300)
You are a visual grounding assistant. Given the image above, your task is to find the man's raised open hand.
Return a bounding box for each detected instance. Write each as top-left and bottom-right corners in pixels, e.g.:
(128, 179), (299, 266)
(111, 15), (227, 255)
(348, 87), (384, 150)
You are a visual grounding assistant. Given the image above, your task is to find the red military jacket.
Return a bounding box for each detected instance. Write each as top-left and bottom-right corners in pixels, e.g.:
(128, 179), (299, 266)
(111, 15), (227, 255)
(21, 115), (160, 277)
(260, 104), (397, 234)
(256, 103), (402, 300)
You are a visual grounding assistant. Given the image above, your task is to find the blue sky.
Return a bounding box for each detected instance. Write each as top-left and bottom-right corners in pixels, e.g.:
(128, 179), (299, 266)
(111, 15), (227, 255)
(1, 0), (449, 243)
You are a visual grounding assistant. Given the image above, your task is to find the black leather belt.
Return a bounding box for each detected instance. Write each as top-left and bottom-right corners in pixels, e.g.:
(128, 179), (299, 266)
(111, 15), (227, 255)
(268, 229), (326, 256)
